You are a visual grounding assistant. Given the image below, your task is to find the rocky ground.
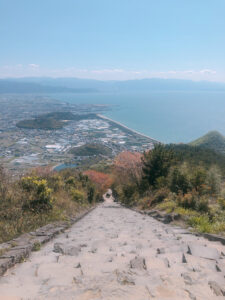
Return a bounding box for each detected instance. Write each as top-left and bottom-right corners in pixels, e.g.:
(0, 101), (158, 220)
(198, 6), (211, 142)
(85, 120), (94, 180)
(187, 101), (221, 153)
(0, 194), (225, 299)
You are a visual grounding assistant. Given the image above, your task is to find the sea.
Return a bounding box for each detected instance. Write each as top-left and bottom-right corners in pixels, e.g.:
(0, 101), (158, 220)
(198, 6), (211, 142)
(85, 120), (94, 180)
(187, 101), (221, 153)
(51, 91), (225, 144)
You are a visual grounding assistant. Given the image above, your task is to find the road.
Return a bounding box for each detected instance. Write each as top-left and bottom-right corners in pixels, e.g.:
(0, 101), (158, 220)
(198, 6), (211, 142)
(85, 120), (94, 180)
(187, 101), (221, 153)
(0, 194), (225, 299)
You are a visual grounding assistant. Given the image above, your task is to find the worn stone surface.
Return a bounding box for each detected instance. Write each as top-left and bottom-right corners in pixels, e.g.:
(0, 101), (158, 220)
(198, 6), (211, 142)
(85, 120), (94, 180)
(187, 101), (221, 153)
(187, 244), (220, 260)
(130, 256), (146, 270)
(208, 280), (225, 296)
(2, 246), (32, 263)
(203, 233), (225, 245)
(116, 270), (135, 286)
(53, 242), (81, 256)
(0, 196), (225, 299)
(0, 258), (13, 276)
(0, 207), (95, 277)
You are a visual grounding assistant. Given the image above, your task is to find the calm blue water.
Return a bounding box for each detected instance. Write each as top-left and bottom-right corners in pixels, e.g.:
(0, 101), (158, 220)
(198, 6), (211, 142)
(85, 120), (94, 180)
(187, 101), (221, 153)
(54, 163), (77, 171)
(51, 91), (225, 143)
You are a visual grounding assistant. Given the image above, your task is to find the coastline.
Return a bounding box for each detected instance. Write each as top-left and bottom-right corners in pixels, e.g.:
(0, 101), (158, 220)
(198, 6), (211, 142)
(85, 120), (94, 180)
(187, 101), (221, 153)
(97, 114), (161, 144)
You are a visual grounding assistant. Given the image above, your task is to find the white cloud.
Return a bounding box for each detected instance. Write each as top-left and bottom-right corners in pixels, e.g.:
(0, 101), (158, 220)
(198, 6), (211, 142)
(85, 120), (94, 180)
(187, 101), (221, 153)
(167, 71), (177, 74)
(91, 69), (124, 74)
(28, 64), (39, 69)
(184, 70), (194, 74)
(200, 69), (216, 74)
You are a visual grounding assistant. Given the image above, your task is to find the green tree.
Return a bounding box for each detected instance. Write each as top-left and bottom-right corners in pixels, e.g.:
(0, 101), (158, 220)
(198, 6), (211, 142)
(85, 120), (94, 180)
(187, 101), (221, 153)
(206, 166), (221, 196)
(142, 145), (174, 188)
(169, 167), (190, 194)
(87, 185), (95, 203)
(190, 167), (207, 194)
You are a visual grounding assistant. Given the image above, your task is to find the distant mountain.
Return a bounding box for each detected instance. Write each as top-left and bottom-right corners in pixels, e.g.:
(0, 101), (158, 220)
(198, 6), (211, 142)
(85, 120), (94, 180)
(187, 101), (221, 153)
(3, 77), (225, 92)
(0, 80), (98, 93)
(113, 78), (225, 92)
(189, 131), (225, 154)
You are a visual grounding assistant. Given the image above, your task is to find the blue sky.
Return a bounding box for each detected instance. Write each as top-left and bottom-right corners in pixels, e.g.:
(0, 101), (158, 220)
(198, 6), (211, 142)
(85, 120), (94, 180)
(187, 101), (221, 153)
(0, 0), (225, 81)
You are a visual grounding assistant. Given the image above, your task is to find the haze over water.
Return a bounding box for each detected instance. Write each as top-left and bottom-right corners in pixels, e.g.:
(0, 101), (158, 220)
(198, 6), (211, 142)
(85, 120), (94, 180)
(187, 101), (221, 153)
(52, 91), (225, 144)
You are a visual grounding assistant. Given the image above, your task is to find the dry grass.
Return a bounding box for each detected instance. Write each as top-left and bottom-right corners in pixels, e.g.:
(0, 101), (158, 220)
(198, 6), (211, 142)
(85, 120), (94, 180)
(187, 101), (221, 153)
(0, 167), (98, 243)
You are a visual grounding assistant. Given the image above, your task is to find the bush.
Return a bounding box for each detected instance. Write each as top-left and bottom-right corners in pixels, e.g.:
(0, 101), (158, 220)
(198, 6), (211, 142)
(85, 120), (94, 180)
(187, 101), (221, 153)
(177, 191), (210, 213)
(87, 186), (96, 203)
(218, 197), (225, 210)
(206, 166), (221, 196)
(114, 183), (139, 207)
(188, 215), (212, 233)
(168, 167), (190, 194)
(138, 196), (153, 210)
(70, 188), (85, 203)
(196, 198), (209, 213)
(47, 174), (64, 191)
(122, 184), (139, 206)
(65, 176), (77, 186)
(177, 192), (198, 210)
(0, 167), (101, 243)
(155, 176), (168, 189)
(157, 199), (177, 213)
(190, 168), (207, 194)
(151, 188), (170, 205)
(21, 177), (53, 212)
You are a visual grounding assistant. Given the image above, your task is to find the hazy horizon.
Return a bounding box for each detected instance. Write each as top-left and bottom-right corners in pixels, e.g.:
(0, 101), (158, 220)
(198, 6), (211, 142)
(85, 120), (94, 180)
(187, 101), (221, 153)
(1, 76), (225, 84)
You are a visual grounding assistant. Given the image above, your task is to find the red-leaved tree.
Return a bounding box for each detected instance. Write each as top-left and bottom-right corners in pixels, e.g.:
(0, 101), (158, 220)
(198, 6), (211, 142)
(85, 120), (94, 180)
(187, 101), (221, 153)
(83, 170), (113, 194)
(113, 151), (143, 185)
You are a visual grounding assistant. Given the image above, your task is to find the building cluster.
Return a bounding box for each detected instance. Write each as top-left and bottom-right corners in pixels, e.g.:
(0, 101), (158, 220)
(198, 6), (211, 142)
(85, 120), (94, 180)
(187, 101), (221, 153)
(0, 95), (155, 174)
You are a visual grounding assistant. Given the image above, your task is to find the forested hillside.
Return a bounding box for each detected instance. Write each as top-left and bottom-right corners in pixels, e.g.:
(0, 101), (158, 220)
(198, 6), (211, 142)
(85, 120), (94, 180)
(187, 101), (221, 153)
(109, 145), (225, 235)
(190, 131), (225, 154)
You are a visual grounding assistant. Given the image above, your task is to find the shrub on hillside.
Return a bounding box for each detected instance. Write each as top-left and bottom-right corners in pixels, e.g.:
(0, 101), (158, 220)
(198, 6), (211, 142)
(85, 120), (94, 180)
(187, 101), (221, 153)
(188, 215), (212, 233)
(177, 192), (198, 210)
(168, 167), (191, 194)
(21, 177), (53, 212)
(177, 191), (209, 213)
(196, 197), (210, 213)
(206, 166), (221, 196)
(70, 188), (85, 203)
(114, 183), (139, 207)
(190, 168), (207, 195)
(65, 176), (77, 186)
(151, 188), (170, 205)
(218, 197), (225, 210)
(87, 186), (96, 203)
(0, 166), (102, 243)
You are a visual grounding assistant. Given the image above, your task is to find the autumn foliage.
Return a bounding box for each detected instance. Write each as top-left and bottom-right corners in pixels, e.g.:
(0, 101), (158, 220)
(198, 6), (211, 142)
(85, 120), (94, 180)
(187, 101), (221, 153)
(113, 151), (143, 184)
(83, 170), (113, 194)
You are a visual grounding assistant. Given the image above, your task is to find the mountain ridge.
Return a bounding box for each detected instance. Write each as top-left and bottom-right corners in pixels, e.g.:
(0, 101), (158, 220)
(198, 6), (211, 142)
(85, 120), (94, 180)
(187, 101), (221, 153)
(1, 77), (225, 93)
(0, 79), (98, 93)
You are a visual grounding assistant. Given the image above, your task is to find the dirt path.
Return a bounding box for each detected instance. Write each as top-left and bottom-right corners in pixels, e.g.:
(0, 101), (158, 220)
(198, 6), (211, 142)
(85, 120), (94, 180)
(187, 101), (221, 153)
(0, 194), (225, 299)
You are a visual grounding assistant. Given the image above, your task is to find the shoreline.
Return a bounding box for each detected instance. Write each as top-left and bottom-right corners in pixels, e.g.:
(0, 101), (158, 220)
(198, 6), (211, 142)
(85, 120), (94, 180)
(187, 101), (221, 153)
(97, 114), (161, 144)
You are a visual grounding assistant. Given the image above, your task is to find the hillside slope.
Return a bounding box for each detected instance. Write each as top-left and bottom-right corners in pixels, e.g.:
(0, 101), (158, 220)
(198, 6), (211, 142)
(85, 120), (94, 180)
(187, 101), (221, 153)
(189, 131), (225, 154)
(69, 143), (112, 157)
